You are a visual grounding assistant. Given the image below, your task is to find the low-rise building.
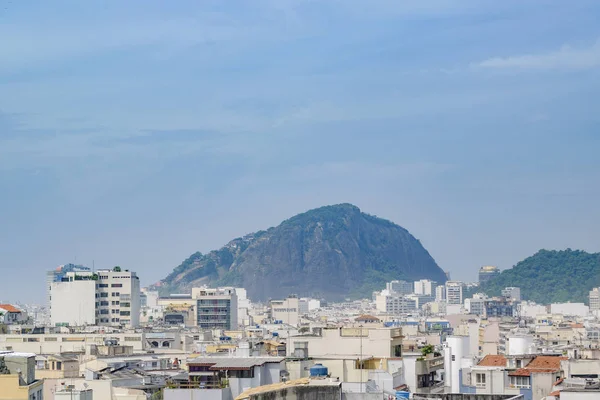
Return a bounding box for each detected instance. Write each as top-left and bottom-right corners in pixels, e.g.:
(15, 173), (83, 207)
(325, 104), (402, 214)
(0, 352), (44, 400)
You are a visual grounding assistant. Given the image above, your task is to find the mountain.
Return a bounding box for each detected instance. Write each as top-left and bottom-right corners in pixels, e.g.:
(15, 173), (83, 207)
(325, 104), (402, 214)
(160, 204), (447, 301)
(479, 249), (600, 304)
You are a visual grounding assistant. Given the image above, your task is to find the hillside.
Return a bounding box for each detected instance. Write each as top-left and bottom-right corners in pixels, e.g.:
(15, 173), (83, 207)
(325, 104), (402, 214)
(480, 249), (600, 304)
(160, 204), (447, 301)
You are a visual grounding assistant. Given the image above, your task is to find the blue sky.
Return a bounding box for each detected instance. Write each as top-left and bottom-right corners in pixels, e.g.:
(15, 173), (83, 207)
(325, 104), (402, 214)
(1, 0), (599, 302)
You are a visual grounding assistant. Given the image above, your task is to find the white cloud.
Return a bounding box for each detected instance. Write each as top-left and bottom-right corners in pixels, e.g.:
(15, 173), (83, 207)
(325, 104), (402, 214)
(475, 40), (600, 70)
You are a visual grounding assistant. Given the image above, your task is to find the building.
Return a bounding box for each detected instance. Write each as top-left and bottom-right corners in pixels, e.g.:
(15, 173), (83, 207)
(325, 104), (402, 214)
(484, 298), (515, 318)
(46, 264), (91, 310)
(386, 280), (414, 295)
(446, 281), (464, 305)
(414, 280), (436, 296)
(0, 352), (44, 400)
(435, 285), (446, 302)
(550, 303), (589, 317)
(166, 355), (284, 400)
(50, 266), (141, 328)
(502, 287), (521, 302)
(375, 293), (416, 314)
(479, 266), (500, 283)
(589, 287), (600, 311)
(193, 287), (239, 330)
(269, 295), (299, 326)
(0, 305), (26, 325)
(464, 295), (486, 316)
(236, 377), (342, 400)
(298, 298), (320, 315)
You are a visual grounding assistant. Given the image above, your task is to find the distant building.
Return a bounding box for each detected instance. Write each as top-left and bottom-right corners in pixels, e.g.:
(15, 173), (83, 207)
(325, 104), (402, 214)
(46, 264), (91, 312)
(193, 287), (238, 330)
(50, 267), (141, 328)
(464, 295), (486, 316)
(501, 287), (521, 302)
(414, 279), (436, 296)
(435, 285), (446, 302)
(590, 287), (600, 311)
(550, 302), (589, 317)
(375, 293), (417, 314)
(478, 266), (500, 283)
(270, 295), (299, 326)
(484, 298), (515, 318)
(386, 280), (414, 295)
(0, 305), (26, 325)
(445, 281), (464, 305)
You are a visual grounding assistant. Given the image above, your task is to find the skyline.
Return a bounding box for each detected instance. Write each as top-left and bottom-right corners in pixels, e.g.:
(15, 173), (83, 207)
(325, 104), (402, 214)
(1, 0), (600, 302)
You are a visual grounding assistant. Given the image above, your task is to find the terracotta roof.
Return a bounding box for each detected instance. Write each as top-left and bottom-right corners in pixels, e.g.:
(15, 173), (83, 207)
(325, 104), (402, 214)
(525, 356), (566, 372)
(549, 390), (560, 397)
(477, 355), (507, 367)
(571, 323), (584, 328)
(509, 368), (532, 377)
(0, 304), (21, 313)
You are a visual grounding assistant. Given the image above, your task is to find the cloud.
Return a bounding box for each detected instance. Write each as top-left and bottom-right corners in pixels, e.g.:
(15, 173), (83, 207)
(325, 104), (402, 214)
(474, 40), (600, 70)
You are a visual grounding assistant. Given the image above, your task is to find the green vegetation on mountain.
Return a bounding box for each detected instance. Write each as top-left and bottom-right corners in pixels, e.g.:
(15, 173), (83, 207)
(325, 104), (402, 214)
(480, 249), (600, 304)
(160, 203), (447, 301)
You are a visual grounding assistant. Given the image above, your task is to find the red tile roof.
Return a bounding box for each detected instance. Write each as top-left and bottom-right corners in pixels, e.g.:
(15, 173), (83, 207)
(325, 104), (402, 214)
(549, 390), (560, 397)
(355, 314), (380, 322)
(478, 355), (507, 367)
(525, 356), (566, 373)
(509, 368), (532, 377)
(554, 378), (565, 386)
(0, 304), (21, 313)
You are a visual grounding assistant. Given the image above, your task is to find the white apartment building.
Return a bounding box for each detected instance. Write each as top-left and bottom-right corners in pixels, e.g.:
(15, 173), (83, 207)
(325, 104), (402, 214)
(298, 298), (321, 314)
(501, 287), (521, 301)
(192, 287), (238, 330)
(50, 267), (141, 328)
(464, 295), (486, 316)
(414, 279), (436, 296)
(445, 281), (464, 305)
(270, 295), (299, 326)
(435, 285), (446, 302)
(375, 293), (416, 314)
(589, 287), (600, 311)
(386, 280), (414, 295)
(550, 302), (589, 317)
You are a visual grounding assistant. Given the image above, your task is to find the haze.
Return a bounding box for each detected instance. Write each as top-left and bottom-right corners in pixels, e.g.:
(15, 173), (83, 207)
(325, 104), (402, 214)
(1, 1), (599, 302)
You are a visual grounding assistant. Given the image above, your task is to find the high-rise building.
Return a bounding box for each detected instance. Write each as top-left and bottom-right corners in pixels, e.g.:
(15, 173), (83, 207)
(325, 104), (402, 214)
(49, 266), (141, 328)
(589, 288), (600, 311)
(414, 279), (436, 296)
(386, 280), (414, 295)
(375, 293), (417, 314)
(501, 287), (521, 302)
(435, 285), (446, 302)
(193, 287), (238, 330)
(47, 264), (91, 313)
(270, 295), (299, 326)
(445, 281), (464, 305)
(478, 266), (500, 283)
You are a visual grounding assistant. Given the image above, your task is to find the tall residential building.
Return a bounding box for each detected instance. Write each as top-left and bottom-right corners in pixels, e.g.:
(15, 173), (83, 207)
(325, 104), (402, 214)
(192, 287), (238, 330)
(270, 295), (299, 326)
(375, 293), (417, 314)
(414, 279), (436, 296)
(49, 266), (141, 328)
(445, 281), (464, 305)
(386, 280), (414, 295)
(435, 285), (446, 302)
(590, 287), (600, 311)
(478, 265), (500, 283)
(47, 264), (91, 312)
(501, 287), (521, 301)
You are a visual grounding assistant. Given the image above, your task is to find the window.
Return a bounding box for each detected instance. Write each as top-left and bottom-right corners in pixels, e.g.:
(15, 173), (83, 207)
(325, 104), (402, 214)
(111, 301), (120, 305)
(121, 302), (131, 308)
(476, 373), (486, 388)
(98, 284), (108, 288)
(56, 361), (62, 370)
(100, 310), (109, 315)
(100, 293), (108, 298)
(509, 376), (530, 388)
(100, 301), (109, 306)
(112, 292), (120, 297)
(111, 283), (123, 287)
(452, 355), (456, 361)
(516, 360), (522, 368)
(120, 311), (130, 316)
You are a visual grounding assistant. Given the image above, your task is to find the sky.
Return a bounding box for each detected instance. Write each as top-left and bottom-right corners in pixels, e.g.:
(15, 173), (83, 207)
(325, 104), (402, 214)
(1, 0), (599, 302)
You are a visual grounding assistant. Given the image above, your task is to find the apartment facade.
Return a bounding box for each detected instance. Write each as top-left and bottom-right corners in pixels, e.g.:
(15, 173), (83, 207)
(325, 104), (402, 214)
(446, 281), (464, 305)
(192, 287), (238, 330)
(269, 295), (299, 326)
(589, 287), (600, 311)
(49, 267), (141, 328)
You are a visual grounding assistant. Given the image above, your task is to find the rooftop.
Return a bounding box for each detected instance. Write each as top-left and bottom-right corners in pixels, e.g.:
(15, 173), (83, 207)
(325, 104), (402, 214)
(235, 377), (341, 400)
(0, 304), (21, 313)
(187, 356), (284, 371)
(477, 355), (507, 367)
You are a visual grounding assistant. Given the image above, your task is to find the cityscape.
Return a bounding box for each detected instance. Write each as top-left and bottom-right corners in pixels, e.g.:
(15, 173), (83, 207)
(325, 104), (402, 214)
(0, 261), (598, 400)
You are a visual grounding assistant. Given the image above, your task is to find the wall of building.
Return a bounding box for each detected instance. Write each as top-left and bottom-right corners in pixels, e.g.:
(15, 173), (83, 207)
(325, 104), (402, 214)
(0, 333), (146, 353)
(164, 388), (233, 400)
(51, 280), (97, 326)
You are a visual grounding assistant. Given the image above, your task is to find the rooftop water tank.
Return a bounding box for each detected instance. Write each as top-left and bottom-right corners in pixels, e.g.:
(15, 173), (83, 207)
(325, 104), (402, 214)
(309, 363), (328, 377)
